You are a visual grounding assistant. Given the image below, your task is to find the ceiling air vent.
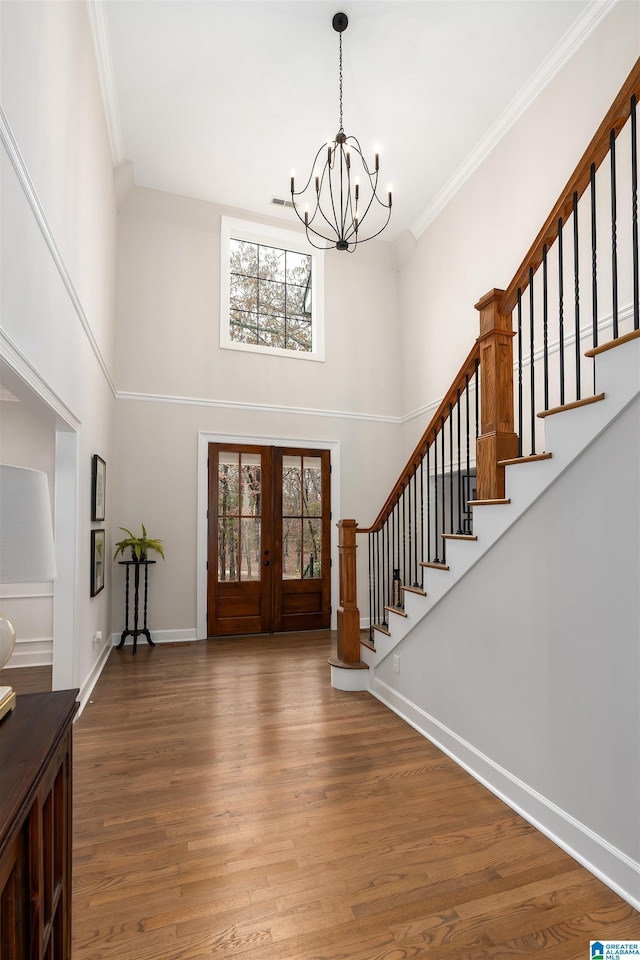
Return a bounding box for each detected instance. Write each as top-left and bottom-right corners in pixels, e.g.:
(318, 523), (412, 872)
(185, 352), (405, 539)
(271, 197), (294, 208)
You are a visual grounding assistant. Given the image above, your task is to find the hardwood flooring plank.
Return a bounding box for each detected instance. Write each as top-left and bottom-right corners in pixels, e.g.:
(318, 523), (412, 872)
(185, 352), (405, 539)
(71, 634), (639, 959)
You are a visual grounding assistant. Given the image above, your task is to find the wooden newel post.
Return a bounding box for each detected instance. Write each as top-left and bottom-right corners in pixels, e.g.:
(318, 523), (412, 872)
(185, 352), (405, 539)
(475, 289), (519, 500)
(336, 519), (361, 664)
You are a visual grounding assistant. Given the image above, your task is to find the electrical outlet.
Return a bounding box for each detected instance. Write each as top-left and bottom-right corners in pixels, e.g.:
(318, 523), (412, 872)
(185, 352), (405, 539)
(93, 630), (103, 645)
(393, 654), (400, 674)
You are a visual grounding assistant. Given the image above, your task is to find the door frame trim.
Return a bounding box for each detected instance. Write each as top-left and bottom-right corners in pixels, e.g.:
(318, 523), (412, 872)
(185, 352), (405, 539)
(197, 432), (340, 639)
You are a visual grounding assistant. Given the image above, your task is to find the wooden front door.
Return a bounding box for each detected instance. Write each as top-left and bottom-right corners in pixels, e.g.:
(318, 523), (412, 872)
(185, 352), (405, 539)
(207, 444), (331, 636)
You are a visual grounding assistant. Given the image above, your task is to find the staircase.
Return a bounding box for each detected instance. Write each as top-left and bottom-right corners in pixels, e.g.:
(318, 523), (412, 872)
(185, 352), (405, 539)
(332, 60), (640, 910)
(360, 330), (639, 671)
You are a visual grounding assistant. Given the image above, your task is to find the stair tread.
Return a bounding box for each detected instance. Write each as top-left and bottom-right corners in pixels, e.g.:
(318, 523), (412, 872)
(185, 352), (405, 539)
(585, 328), (640, 357)
(402, 585), (426, 596)
(373, 623), (391, 637)
(420, 561), (450, 571)
(442, 533), (478, 541)
(499, 452), (552, 466)
(538, 393), (605, 419)
(360, 637), (376, 652)
(467, 498), (510, 506)
(385, 605), (408, 618)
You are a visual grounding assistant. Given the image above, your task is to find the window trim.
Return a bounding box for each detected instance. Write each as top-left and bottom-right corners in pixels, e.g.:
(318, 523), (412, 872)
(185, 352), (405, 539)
(220, 216), (325, 362)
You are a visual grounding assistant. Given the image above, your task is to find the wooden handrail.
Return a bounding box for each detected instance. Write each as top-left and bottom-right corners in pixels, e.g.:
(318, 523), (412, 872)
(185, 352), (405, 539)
(358, 341), (480, 534)
(502, 57), (640, 315)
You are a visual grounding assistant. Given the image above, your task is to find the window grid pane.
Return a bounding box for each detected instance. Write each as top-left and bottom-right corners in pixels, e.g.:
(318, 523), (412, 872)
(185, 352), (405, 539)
(230, 240), (312, 354)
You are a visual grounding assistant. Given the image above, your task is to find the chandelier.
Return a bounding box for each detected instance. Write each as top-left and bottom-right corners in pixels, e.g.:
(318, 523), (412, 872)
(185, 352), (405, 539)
(290, 13), (392, 253)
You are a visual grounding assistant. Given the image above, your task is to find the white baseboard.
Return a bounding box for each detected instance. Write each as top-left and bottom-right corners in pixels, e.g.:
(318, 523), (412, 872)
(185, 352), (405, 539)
(373, 678), (640, 911)
(4, 636), (53, 668)
(109, 627), (198, 648)
(77, 636), (114, 718)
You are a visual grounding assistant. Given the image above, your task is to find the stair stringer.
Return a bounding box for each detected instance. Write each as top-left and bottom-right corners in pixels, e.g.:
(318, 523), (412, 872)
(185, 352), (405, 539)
(361, 334), (640, 674)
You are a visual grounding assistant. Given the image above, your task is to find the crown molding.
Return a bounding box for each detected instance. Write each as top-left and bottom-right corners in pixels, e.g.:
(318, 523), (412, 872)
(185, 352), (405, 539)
(411, 0), (618, 240)
(86, 0), (125, 166)
(116, 390), (403, 425)
(0, 105), (117, 399)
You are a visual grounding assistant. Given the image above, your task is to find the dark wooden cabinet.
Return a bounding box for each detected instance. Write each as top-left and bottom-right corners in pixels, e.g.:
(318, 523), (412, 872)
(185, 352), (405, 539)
(0, 690), (78, 960)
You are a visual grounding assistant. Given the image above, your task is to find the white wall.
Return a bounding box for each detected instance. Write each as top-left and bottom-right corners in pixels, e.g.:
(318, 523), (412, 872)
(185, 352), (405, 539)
(397, 0), (640, 456)
(1, 0), (117, 692)
(0, 398), (55, 666)
(112, 186), (403, 635)
(375, 394), (640, 905)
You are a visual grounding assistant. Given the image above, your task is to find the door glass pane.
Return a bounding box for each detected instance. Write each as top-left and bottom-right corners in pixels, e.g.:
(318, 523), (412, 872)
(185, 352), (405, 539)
(240, 454), (261, 516)
(218, 517), (239, 581)
(303, 518), (322, 578)
(282, 456), (302, 516)
(302, 457), (322, 517)
(218, 452), (239, 517)
(240, 518), (261, 581)
(282, 518), (302, 579)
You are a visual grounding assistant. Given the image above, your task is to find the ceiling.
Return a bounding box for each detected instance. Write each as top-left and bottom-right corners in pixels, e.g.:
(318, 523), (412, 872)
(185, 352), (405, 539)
(98, 0), (600, 242)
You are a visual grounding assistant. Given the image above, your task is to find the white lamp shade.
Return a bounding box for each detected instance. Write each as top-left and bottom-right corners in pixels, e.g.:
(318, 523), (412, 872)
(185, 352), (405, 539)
(0, 465), (56, 583)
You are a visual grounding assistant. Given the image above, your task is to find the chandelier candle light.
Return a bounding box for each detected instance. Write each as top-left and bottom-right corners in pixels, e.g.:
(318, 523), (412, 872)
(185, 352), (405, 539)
(290, 12), (392, 252)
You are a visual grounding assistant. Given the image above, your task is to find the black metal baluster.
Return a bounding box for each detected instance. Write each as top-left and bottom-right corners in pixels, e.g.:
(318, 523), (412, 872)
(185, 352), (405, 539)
(440, 417), (446, 560)
(368, 532), (374, 637)
(529, 269), (536, 455)
(465, 374), (471, 534)
(517, 289), (523, 455)
(543, 243), (549, 410)
(376, 530), (387, 627)
(456, 389), (463, 532)
(401, 483), (406, 587)
(382, 517), (393, 604)
(413, 467), (419, 587)
(611, 128), (619, 338)
(632, 94), (639, 330)
(426, 446), (432, 563)
(407, 474), (413, 600)
(448, 406), (454, 533)
(558, 218), (565, 405)
(391, 499), (396, 602)
(573, 191), (581, 400)
(473, 360), (479, 538)
(433, 429), (439, 563)
(383, 516), (389, 613)
(396, 497), (401, 588)
(591, 163), (598, 353)
(419, 455), (424, 579)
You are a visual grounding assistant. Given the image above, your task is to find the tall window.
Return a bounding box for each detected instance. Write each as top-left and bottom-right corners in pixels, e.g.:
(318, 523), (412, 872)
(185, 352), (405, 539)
(220, 217), (324, 361)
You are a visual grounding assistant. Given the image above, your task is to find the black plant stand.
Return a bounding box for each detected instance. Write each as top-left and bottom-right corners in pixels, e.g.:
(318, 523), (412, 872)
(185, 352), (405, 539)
(116, 560), (156, 654)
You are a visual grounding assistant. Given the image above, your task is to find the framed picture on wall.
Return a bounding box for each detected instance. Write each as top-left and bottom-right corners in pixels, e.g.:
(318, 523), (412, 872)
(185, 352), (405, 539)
(91, 529), (105, 596)
(92, 454), (106, 521)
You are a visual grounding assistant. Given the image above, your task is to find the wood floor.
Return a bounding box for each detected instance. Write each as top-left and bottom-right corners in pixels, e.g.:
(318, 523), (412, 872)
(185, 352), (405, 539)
(71, 633), (640, 959)
(0, 663), (52, 694)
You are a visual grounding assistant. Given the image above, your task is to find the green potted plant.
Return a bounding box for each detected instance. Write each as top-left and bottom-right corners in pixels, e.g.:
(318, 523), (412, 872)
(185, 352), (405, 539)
(113, 524), (165, 562)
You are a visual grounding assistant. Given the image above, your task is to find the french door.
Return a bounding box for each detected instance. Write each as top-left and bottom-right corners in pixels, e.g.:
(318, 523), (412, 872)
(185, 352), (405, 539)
(207, 443), (331, 636)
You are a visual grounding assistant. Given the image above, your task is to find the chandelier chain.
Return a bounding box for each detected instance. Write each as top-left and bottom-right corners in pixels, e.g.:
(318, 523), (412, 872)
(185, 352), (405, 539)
(339, 31), (343, 132)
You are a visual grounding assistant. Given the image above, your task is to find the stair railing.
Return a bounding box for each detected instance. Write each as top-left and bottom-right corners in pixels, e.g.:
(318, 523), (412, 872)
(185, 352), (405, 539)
(336, 58), (640, 661)
(504, 60), (640, 459)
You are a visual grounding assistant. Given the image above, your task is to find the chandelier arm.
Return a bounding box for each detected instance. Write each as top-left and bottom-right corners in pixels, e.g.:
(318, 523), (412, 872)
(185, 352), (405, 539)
(343, 135), (375, 175)
(312, 160), (343, 237)
(291, 144), (328, 199)
(352, 207), (393, 244)
(343, 186), (392, 243)
(325, 156), (344, 240)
